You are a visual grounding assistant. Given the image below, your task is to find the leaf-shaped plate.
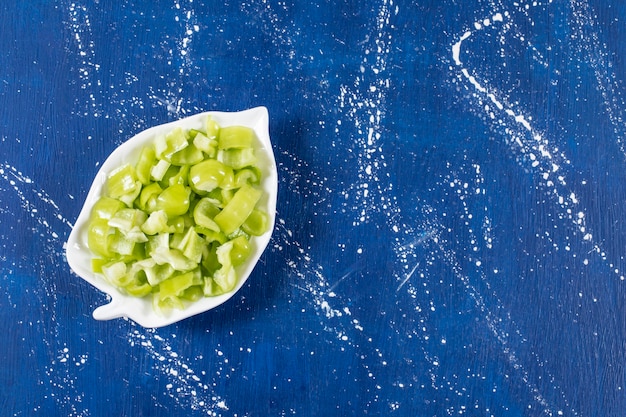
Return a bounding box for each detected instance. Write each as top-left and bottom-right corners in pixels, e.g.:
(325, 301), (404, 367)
(66, 107), (277, 328)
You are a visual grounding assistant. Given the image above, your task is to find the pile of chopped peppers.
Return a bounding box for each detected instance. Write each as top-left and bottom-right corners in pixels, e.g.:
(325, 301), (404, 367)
(87, 116), (269, 312)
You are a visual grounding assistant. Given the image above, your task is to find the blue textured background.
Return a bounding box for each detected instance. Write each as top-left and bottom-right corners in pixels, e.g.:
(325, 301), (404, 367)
(2, 0), (625, 416)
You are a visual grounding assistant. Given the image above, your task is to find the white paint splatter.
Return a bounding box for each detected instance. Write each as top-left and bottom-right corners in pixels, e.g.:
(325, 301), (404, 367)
(450, 2), (624, 281)
(337, 0), (397, 226)
(66, 2), (103, 118)
(127, 327), (229, 415)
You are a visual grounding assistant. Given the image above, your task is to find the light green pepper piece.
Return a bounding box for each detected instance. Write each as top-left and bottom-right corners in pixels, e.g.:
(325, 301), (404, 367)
(90, 197), (125, 221)
(193, 131), (217, 157)
(145, 233), (169, 258)
(214, 184), (262, 235)
(158, 270), (198, 306)
(141, 210), (169, 235)
(189, 159), (233, 193)
(168, 165), (190, 187)
(108, 230), (136, 256)
(174, 226), (205, 264)
(234, 167), (261, 187)
(229, 235), (251, 266)
(108, 208), (147, 234)
(155, 184), (190, 217)
(213, 240), (237, 292)
(106, 164), (141, 206)
(218, 148), (257, 170)
(241, 209), (269, 236)
(150, 159), (171, 182)
(205, 115), (220, 140)
(151, 247), (196, 272)
(193, 198), (221, 232)
(101, 261), (128, 286)
(218, 125), (254, 149)
(136, 146), (156, 185)
(137, 182), (162, 212)
(169, 144), (204, 166)
(139, 260), (175, 287)
(88, 218), (113, 258)
(180, 285), (204, 302)
(154, 127), (188, 160)
(125, 281), (152, 297)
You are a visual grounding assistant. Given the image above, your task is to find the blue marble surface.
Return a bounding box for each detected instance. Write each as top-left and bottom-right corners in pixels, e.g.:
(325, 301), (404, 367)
(2, 0), (625, 416)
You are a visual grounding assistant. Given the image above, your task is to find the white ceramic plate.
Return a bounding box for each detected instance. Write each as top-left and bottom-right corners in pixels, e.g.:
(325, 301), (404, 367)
(66, 107), (277, 328)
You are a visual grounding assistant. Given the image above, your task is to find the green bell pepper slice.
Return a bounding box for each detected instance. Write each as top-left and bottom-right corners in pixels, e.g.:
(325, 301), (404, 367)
(90, 197), (125, 221)
(214, 184), (262, 235)
(155, 184), (191, 217)
(189, 159), (233, 193)
(218, 125), (254, 149)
